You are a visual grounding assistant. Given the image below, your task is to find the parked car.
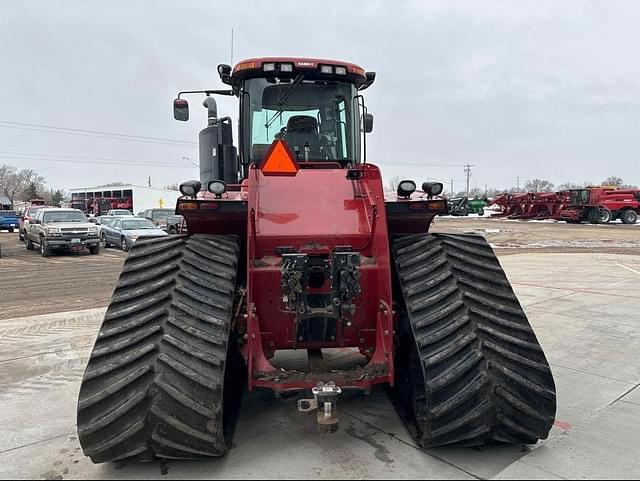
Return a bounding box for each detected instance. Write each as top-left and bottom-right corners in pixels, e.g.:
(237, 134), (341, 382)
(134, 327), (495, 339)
(95, 215), (117, 234)
(106, 209), (134, 217)
(142, 208), (176, 231)
(101, 217), (167, 251)
(25, 208), (100, 257)
(18, 205), (47, 241)
(0, 210), (19, 233)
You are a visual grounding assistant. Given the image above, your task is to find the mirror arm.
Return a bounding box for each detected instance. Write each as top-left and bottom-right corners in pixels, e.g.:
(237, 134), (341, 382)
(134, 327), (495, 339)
(178, 89), (235, 99)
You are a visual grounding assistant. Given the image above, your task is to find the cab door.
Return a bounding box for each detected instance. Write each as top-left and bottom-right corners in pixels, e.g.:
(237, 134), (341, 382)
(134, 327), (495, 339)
(28, 210), (42, 241)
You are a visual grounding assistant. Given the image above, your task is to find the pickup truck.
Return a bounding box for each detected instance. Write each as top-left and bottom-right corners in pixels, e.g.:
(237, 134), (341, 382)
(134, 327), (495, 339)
(0, 211), (19, 233)
(141, 208), (176, 231)
(19, 205), (48, 241)
(25, 208), (100, 257)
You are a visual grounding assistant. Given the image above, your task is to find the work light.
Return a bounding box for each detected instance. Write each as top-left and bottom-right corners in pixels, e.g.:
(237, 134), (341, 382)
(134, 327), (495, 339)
(179, 180), (202, 197)
(397, 180), (417, 198)
(208, 180), (227, 197)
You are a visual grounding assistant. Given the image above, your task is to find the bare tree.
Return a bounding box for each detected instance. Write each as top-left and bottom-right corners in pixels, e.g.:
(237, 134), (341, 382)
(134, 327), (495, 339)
(386, 176), (401, 193)
(0, 165), (46, 206)
(602, 176), (624, 188)
(41, 189), (67, 206)
(17, 169), (46, 201)
(524, 179), (555, 193)
(558, 181), (588, 191)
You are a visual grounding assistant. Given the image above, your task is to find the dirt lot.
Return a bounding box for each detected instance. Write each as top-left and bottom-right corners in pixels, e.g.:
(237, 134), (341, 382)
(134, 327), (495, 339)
(1, 217), (638, 319)
(432, 216), (640, 255)
(0, 235), (125, 319)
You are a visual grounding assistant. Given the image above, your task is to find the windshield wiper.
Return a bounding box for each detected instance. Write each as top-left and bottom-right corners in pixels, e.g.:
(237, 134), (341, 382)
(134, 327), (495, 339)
(264, 74), (306, 130)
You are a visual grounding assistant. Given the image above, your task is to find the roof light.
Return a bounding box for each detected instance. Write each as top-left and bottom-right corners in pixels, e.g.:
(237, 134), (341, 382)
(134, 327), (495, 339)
(260, 140), (299, 176)
(335, 66), (347, 75)
(320, 65), (333, 74)
(280, 63), (294, 73)
(235, 61), (256, 72)
(263, 63), (276, 72)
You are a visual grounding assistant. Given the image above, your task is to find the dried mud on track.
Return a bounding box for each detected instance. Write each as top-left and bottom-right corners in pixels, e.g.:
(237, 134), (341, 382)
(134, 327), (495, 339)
(0, 234), (125, 320)
(432, 217), (640, 255)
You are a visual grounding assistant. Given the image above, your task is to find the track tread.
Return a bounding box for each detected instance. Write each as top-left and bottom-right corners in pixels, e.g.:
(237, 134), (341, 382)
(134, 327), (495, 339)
(391, 233), (556, 448)
(77, 234), (244, 463)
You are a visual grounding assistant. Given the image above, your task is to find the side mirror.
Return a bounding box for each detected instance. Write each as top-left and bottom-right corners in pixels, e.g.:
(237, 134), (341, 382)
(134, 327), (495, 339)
(218, 64), (232, 85)
(363, 113), (374, 134)
(173, 98), (189, 121)
(32, 219), (40, 225)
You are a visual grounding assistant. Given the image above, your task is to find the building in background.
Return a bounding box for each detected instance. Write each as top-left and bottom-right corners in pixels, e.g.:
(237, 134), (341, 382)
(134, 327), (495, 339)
(68, 185), (181, 216)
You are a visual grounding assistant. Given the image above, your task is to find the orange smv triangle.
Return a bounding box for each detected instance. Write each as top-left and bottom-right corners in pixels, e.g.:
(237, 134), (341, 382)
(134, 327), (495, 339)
(260, 140), (299, 176)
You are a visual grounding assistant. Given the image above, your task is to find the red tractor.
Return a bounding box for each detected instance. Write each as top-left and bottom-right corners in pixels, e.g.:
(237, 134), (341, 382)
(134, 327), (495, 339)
(77, 57), (556, 463)
(559, 186), (640, 224)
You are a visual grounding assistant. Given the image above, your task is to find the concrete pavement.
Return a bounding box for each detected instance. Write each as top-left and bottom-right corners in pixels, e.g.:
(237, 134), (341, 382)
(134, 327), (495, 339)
(1, 252), (639, 479)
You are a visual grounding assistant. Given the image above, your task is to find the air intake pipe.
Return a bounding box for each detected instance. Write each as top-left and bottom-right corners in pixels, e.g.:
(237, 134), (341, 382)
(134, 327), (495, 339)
(199, 97), (239, 185)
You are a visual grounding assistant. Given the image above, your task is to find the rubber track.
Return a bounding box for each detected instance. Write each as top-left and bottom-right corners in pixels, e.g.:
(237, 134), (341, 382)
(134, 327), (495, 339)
(77, 235), (244, 463)
(391, 233), (556, 448)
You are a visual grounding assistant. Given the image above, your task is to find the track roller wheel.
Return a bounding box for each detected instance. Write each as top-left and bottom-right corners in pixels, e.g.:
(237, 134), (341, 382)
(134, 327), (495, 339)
(77, 234), (245, 463)
(391, 233), (556, 448)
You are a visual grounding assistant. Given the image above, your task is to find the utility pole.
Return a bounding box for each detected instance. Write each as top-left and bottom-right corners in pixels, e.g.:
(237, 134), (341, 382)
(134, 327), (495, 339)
(450, 178), (454, 196)
(148, 176), (151, 188)
(464, 164), (475, 198)
(517, 176), (520, 192)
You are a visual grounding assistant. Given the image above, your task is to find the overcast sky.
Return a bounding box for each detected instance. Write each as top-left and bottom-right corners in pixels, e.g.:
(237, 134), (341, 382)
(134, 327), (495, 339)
(1, 0), (639, 193)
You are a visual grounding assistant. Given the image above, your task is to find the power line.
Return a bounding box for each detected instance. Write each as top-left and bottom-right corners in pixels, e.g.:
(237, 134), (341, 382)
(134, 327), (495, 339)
(0, 150), (193, 166)
(0, 120), (198, 147)
(0, 153), (196, 169)
(383, 161), (471, 168)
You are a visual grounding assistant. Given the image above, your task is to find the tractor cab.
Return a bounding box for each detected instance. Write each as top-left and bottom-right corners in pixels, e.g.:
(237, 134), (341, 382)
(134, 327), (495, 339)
(229, 59), (375, 168)
(568, 188), (589, 206)
(173, 58), (375, 185)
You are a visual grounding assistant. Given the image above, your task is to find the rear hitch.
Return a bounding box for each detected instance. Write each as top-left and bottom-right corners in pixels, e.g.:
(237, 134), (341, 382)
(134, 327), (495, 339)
(298, 382), (343, 433)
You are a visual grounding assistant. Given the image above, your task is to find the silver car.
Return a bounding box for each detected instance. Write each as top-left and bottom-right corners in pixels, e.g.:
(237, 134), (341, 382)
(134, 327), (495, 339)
(101, 217), (167, 251)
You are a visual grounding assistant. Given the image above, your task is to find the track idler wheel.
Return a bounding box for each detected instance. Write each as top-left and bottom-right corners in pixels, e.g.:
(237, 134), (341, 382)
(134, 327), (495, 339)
(391, 233), (556, 448)
(77, 235), (245, 463)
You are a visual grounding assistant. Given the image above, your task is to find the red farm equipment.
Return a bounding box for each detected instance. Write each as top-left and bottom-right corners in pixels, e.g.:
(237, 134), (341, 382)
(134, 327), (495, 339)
(559, 186), (640, 224)
(77, 57), (556, 463)
(489, 191), (569, 220)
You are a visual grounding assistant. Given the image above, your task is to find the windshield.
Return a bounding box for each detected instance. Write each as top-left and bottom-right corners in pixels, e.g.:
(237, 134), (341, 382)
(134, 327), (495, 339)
(245, 78), (358, 165)
(111, 210), (132, 216)
(569, 189), (588, 205)
(43, 211), (87, 223)
(122, 219), (157, 230)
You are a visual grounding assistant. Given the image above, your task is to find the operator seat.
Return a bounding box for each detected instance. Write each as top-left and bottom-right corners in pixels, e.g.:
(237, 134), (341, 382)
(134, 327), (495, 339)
(284, 115), (322, 160)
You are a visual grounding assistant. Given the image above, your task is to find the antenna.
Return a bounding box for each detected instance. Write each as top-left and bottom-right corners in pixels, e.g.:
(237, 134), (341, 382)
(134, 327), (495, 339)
(231, 28), (234, 65)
